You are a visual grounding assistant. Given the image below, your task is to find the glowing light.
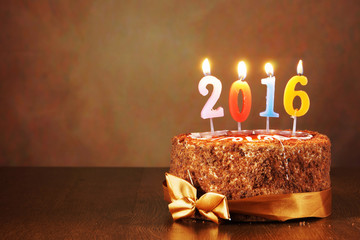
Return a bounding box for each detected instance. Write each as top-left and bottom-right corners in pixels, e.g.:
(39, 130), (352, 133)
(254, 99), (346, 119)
(265, 63), (274, 77)
(297, 60), (303, 75)
(237, 61), (247, 80)
(202, 58), (210, 76)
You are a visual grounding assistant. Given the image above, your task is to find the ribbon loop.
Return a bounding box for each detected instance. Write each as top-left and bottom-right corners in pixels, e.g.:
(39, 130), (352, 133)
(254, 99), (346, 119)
(165, 173), (230, 223)
(165, 173), (196, 201)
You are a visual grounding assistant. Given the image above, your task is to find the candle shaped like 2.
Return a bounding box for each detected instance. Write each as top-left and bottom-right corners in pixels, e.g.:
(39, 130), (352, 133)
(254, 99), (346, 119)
(260, 63), (279, 131)
(283, 60), (310, 133)
(229, 61), (252, 131)
(198, 59), (224, 132)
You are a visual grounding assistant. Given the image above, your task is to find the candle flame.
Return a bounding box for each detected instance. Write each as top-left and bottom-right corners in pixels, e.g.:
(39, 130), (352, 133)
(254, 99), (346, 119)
(237, 61), (247, 80)
(202, 58), (211, 75)
(297, 60), (303, 75)
(265, 63), (274, 77)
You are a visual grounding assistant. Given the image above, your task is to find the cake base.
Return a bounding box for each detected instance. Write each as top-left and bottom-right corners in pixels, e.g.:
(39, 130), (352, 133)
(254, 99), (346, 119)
(170, 130), (331, 201)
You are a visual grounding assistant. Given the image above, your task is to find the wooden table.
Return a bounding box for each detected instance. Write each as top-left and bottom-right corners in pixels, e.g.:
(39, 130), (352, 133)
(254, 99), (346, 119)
(0, 167), (359, 239)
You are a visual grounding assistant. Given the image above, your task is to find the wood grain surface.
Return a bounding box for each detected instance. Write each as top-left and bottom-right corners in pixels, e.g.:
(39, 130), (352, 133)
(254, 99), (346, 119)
(0, 167), (359, 239)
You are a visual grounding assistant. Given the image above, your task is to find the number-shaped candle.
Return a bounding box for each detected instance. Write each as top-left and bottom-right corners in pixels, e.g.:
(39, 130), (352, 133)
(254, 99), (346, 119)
(229, 61), (252, 131)
(283, 60), (310, 116)
(283, 60), (310, 133)
(198, 58), (224, 132)
(260, 63), (279, 131)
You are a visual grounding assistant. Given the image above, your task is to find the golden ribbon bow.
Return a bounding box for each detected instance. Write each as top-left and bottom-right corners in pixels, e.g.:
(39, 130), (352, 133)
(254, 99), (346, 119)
(165, 173), (230, 224)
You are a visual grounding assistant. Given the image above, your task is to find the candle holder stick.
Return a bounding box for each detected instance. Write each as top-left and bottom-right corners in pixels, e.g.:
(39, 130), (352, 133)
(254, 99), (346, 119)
(266, 117), (270, 132)
(238, 122), (241, 131)
(292, 115), (297, 135)
(210, 118), (214, 133)
(291, 109), (298, 135)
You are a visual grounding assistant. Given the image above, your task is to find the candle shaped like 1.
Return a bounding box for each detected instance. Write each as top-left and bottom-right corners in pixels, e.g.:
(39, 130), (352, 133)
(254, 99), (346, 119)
(260, 63), (279, 132)
(283, 60), (310, 134)
(198, 58), (224, 132)
(229, 61), (252, 131)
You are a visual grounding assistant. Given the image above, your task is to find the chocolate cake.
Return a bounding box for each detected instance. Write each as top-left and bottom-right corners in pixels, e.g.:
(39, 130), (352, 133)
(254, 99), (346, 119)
(169, 129), (331, 201)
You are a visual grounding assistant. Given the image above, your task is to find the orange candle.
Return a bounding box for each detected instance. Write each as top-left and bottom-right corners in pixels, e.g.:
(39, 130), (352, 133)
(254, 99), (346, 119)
(229, 61), (252, 131)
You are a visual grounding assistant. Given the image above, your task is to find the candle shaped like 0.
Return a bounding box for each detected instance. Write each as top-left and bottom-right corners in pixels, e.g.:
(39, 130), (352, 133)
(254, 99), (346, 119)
(283, 60), (310, 133)
(260, 63), (279, 132)
(229, 61), (252, 131)
(198, 58), (224, 132)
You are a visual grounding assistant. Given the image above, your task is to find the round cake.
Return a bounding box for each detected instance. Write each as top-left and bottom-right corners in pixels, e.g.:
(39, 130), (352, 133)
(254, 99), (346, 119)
(169, 129), (331, 201)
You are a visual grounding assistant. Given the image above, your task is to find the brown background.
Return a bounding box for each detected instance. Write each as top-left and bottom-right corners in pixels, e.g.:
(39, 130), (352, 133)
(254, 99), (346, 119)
(0, 0), (359, 166)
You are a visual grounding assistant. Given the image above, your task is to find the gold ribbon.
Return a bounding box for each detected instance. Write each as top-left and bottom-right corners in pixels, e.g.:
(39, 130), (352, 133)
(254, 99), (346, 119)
(163, 173), (332, 222)
(165, 173), (230, 224)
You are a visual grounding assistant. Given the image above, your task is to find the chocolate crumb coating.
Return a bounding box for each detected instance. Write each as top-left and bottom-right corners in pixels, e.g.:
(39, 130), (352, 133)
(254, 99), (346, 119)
(170, 130), (331, 200)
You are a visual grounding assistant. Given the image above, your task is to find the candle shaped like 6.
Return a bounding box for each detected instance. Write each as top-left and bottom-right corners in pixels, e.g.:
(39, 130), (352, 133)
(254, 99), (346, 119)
(198, 59), (224, 132)
(229, 61), (252, 131)
(283, 60), (310, 133)
(260, 63), (279, 131)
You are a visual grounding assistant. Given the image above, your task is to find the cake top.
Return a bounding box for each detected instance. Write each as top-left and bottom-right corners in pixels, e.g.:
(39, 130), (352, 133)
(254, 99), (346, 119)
(189, 129), (315, 143)
(174, 130), (330, 147)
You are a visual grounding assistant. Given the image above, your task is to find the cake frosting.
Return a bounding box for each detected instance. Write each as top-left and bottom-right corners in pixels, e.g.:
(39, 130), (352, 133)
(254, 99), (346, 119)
(190, 129), (313, 141)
